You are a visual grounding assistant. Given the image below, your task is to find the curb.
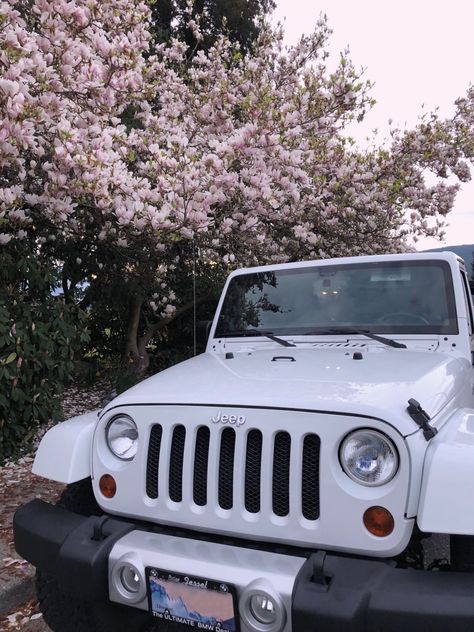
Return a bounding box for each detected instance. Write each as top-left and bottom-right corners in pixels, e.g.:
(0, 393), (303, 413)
(0, 570), (35, 618)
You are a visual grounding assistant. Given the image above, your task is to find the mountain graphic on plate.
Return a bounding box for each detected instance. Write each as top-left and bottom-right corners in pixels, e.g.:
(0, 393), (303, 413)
(150, 578), (236, 631)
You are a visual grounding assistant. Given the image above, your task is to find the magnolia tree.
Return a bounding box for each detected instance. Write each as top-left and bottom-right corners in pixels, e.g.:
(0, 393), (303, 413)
(1, 0), (473, 373)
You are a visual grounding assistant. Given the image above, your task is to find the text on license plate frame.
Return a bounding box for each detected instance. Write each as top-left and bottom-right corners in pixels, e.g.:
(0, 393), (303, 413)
(146, 566), (239, 631)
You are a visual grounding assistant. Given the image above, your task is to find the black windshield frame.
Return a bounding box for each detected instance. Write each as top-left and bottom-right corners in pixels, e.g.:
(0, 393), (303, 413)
(214, 260), (458, 337)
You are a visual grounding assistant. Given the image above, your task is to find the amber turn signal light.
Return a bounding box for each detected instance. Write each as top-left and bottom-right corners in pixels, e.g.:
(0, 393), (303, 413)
(363, 506), (394, 537)
(99, 474), (117, 498)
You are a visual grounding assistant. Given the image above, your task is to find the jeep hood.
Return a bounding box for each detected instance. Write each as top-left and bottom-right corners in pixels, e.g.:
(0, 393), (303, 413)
(107, 347), (470, 435)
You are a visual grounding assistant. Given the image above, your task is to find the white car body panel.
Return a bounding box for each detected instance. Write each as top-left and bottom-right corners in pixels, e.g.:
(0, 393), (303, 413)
(32, 411), (98, 483)
(418, 409), (474, 533)
(104, 347), (472, 437)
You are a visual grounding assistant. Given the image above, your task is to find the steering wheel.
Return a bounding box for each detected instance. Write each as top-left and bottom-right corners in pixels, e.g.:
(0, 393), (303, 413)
(376, 312), (430, 325)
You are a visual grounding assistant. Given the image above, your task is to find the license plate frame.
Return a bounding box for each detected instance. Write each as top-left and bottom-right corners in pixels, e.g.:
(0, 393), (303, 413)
(146, 567), (239, 631)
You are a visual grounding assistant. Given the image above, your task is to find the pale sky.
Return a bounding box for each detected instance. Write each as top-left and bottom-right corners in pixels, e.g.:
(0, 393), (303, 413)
(273, 0), (474, 249)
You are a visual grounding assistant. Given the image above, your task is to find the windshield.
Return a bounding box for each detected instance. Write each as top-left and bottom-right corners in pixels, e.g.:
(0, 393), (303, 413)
(215, 260), (458, 336)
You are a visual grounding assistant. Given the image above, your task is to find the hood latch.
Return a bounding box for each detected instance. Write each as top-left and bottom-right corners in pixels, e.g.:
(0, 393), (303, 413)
(407, 398), (438, 441)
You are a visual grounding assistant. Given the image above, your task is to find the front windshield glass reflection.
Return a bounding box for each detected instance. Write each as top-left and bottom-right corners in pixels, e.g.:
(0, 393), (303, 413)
(215, 261), (458, 336)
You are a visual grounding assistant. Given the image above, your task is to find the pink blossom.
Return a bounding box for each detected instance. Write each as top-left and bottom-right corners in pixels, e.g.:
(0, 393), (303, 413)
(0, 0), (473, 298)
(0, 78), (20, 97)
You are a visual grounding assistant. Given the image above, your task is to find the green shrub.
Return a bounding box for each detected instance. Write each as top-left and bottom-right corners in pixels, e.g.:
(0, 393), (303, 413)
(0, 250), (89, 462)
(0, 299), (89, 462)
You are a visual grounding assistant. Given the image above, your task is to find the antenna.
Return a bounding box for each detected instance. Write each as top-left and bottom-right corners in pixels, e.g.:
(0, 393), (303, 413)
(193, 239), (197, 356)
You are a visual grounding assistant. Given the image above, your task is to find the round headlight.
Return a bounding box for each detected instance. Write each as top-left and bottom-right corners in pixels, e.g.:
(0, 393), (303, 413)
(339, 429), (398, 486)
(106, 415), (138, 460)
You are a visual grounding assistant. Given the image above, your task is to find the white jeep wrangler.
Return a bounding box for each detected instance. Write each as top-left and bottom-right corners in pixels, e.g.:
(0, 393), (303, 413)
(14, 252), (474, 632)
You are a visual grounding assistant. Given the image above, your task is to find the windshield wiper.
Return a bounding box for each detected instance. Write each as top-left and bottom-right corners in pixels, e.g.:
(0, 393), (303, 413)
(307, 328), (407, 349)
(218, 329), (296, 348)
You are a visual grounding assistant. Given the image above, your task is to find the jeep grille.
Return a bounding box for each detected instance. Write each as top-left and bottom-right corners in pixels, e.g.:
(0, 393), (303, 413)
(146, 423), (320, 521)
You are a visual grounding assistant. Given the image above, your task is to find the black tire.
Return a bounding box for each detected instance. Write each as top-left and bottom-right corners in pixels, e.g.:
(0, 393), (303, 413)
(35, 478), (154, 632)
(36, 571), (153, 632)
(451, 535), (474, 571)
(57, 477), (102, 516)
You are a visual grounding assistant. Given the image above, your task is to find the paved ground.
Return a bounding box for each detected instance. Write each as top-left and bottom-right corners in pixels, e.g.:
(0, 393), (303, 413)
(0, 381), (109, 631)
(0, 460), (62, 631)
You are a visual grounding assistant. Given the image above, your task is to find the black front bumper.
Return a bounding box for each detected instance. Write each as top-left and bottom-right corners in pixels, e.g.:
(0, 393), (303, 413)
(293, 552), (474, 631)
(14, 499), (134, 602)
(14, 499), (474, 631)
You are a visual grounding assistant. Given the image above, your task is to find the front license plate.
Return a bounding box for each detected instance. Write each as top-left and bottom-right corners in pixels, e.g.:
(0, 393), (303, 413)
(146, 567), (239, 631)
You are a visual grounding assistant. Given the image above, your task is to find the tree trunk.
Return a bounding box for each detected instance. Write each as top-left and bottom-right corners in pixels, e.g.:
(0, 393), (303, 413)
(125, 293), (214, 377)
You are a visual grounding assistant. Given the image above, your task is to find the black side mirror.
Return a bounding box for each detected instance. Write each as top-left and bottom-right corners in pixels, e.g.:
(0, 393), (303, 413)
(196, 320), (212, 349)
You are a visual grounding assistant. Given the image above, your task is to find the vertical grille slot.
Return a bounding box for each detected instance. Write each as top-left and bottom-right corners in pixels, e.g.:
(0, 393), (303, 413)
(302, 434), (321, 520)
(272, 431), (291, 516)
(169, 425), (186, 502)
(218, 428), (235, 510)
(193, 426), (210, 506)
(245, 429), (262, 513)
(146, 424), (162, 499)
